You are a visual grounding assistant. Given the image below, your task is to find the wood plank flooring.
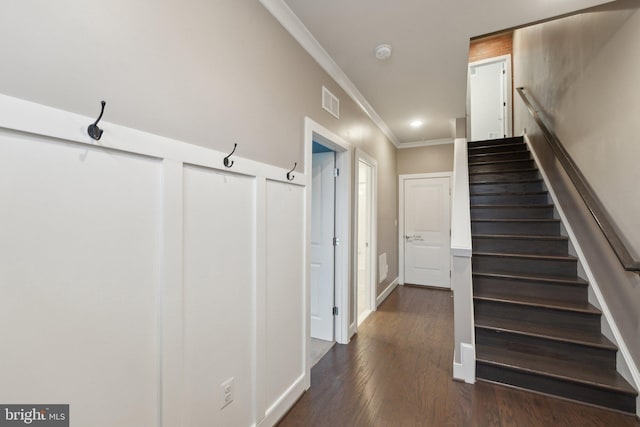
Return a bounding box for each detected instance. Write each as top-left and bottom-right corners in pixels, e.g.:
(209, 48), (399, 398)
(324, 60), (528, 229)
(277, 286), (640, 427)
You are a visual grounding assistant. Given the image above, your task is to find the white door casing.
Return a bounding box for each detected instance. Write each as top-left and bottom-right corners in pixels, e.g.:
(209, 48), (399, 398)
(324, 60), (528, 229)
(469, 54), (512, 141)
(357, 163), (372, 324)
(303, 117), (352, 377)
(355, 148), (377, 327)
(310, 151), (335, 341)
(401, 175), (451, 288)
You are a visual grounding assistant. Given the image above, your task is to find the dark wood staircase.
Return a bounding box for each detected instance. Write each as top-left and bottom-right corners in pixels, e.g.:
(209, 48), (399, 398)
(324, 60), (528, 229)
(468, 136), (638, 414)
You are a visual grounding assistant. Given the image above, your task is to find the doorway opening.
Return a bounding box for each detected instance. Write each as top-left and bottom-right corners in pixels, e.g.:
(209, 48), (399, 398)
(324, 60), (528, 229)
(468, 54), (512, 141)
(355, 149), (377, 327)
(399, 173), (451, 288)
(304, 118), (352, 376)
(310, 142), (336, 361)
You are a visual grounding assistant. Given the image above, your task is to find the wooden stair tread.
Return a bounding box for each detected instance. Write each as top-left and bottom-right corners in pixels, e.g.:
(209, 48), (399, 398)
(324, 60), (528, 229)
(470, 167), (538, 175)
(471, 219), (560, 223)
(470, 190), (548, 196)
(471, 204), (553, 208)
(468, 151), (530, 159)
(473, 271), (588, 286)
(473, 252), (576, 262)
(473, 234), (568, 241)
(469, 158), (534, 166)
(475, 313), (616, 350)
(476, 344), (637, 395)
(471, 178), (543, 185)
(469, 137), (524, 145)
(468, 142), (526, 151)
(474, 290), (600, 314)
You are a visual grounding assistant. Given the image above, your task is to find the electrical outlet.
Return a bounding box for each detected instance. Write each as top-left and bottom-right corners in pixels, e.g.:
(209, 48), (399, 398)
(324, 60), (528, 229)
(220, 377), (234, 409)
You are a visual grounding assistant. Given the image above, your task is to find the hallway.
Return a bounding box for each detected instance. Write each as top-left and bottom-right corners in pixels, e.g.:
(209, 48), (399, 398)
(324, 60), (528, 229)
(278, 286), (640, 426)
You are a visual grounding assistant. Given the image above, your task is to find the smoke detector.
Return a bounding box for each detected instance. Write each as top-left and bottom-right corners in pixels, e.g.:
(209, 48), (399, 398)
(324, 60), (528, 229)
(374, 44), (392, 60)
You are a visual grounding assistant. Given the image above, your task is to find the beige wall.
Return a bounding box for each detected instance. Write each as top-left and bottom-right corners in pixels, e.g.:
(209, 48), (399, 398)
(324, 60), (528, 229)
(0, 1), (398, 309)
(513, 1), (640, 372)
(397, 144), (454, 175)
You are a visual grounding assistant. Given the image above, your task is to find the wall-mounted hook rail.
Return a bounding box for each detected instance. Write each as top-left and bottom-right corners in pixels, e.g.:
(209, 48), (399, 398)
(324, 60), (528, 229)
(87, 100), (106, 141)
(223, 143), (237, 168)
(286, 162), (297, 181)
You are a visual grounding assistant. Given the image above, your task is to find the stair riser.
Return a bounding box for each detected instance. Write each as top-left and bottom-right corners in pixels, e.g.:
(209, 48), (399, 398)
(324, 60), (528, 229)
(472, 221), (560, 236)
(470, 171), (540, 182)
(472, 237), (568, 255)
(470, 193), (549, 205)
(475, 328), (616, 370)
(469, 137), (524, 147)
(473, 255), (576, 276)
(471, 206), (554, 219)
(473, 275), (587, 304)
(470, 181), (544, 194)
(468, 144), (527, 155)
(476, 363), (636, 414)
(469, 160), (536, 173)
(469, 151), (531, 163)
(474, 300), (600, 332)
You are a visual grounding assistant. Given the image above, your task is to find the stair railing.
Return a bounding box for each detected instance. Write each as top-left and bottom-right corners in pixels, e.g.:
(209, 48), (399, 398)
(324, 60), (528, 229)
(451, 137), (476, 383)
(517, 87), (640, 272)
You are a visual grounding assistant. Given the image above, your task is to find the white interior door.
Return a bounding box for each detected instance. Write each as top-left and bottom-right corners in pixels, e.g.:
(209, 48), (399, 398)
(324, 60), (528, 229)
(470, 57), (509, 141)
(403, 177), (451, 288)
(356, 160), (373, 325)
(310, 152), (335, 341)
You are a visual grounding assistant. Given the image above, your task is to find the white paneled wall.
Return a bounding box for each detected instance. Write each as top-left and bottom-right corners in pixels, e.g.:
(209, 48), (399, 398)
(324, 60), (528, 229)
(0, 131), (162, 427)
(264, 181), (305, 422)
(0, 94), (308, 427)
(183, 166), (256, 426)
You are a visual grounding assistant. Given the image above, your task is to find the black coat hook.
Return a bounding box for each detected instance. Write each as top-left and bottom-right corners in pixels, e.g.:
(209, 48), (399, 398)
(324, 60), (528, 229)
(87, 100), (106, 141)
(286, 162), (297, 181)
(223, 143), (237, 168)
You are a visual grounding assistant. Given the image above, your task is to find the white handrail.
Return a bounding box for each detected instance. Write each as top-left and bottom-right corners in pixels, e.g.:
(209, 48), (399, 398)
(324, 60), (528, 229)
(451, 138), (475, 384)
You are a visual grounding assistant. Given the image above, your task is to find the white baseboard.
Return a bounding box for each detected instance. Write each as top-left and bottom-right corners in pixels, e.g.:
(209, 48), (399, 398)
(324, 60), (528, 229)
(258, 374), (306, 427)
(525, 135), (640, 416)
(376, 277), (399, 307)
(453, 343), (476, 384)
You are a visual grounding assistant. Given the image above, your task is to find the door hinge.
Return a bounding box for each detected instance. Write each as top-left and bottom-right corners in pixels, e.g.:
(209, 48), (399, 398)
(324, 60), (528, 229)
(333, 237), (340, 246)
(502, 69), (506, 74)
(333, 306), (339, 316)
(333, 167), (340, 177)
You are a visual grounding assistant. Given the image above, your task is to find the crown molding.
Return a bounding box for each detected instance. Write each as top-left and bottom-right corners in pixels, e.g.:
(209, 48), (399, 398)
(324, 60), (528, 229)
(397, 138), (455, 149)
(258, 0), (400, 147)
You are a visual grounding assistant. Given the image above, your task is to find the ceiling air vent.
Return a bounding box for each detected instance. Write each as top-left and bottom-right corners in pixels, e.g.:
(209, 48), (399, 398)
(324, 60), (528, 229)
(322, 86), (340, 119)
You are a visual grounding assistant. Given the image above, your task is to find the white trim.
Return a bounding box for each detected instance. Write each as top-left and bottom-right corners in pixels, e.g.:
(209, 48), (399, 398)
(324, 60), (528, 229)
(397, 138), (455, 149)
(258, 374), (306, 427)
(0, 93), (309, 426)
(304, 117), (352, 360)
(0, 94), (305, 187)
(468, 54), (513, 140)
(160, 159), (185, 425)
(357, 309), (373, 326)
(453, 343), (476, 384)
(451, 139), (473, 258)
(258, 0), (400, 147)
(376, 277), (399, 307)
(354, 148), (378, 330)
(525, 135), (640, 413)
(398, 172), (453, 285)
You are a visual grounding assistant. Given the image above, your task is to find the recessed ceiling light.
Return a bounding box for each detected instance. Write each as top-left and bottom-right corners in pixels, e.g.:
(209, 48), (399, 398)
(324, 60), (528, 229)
(410, 120), (423, 128)
(375, 44), (392, 60)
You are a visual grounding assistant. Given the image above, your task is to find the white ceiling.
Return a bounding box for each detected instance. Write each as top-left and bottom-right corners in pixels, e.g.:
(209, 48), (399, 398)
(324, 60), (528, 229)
(270, 0), (613, 145)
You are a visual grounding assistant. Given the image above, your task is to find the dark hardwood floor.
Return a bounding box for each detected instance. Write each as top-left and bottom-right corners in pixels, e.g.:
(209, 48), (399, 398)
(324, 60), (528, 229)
(278, 286), (640, 427)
